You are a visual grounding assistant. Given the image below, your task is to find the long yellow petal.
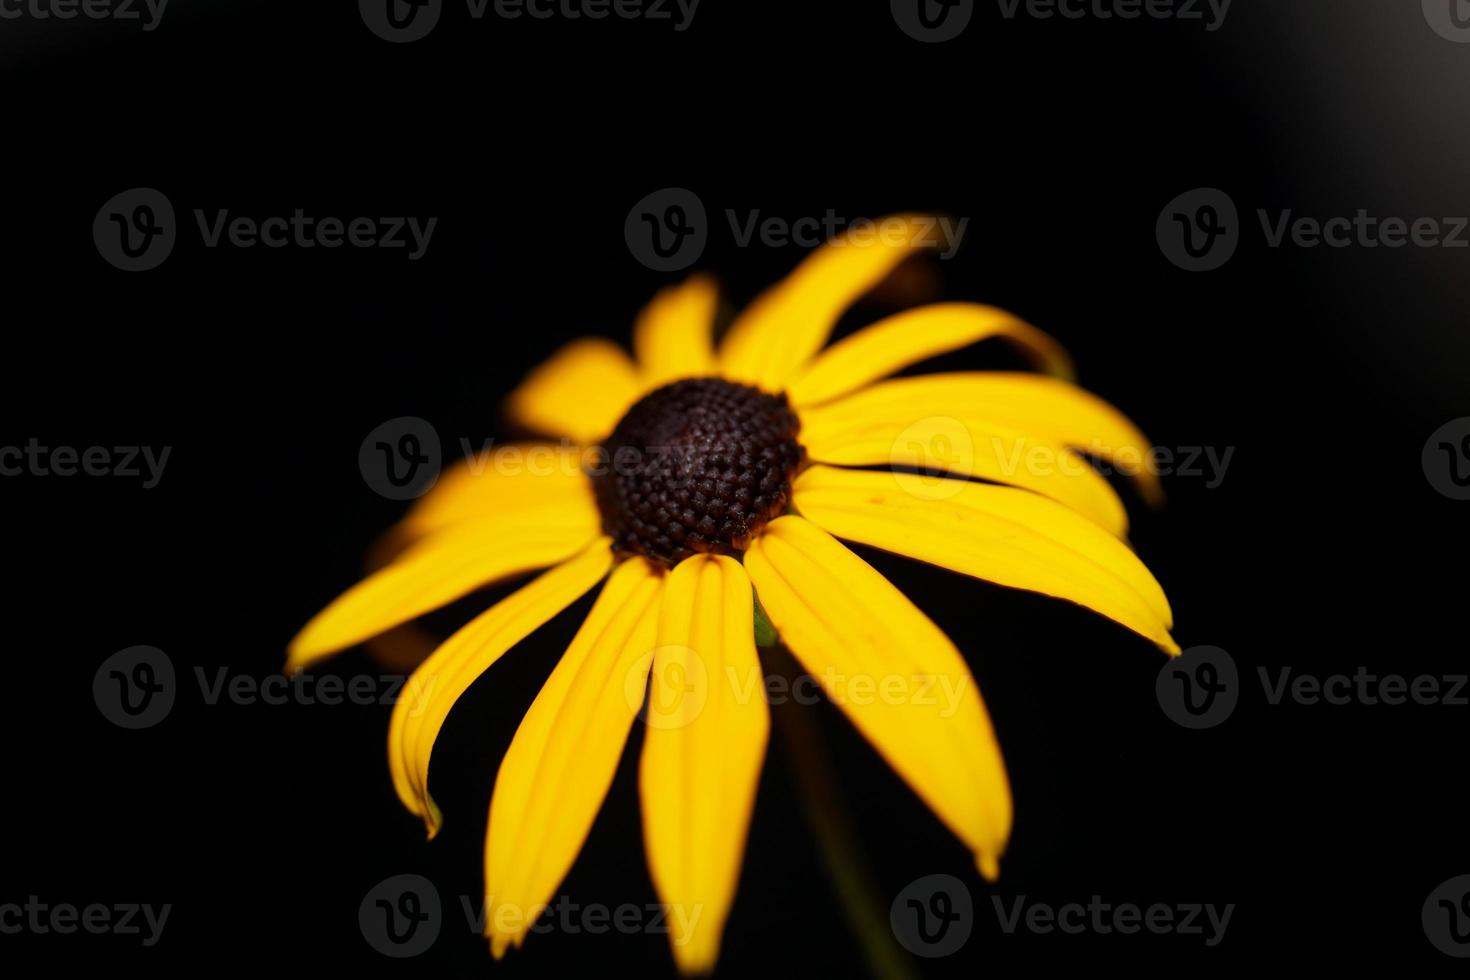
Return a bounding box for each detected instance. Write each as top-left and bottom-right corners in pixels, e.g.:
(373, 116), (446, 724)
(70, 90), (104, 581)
(484, 556), (663, 957)
(397, 443), (597, 542)
(506, 338), (641, 444)
(387, 539), (615, 837)
(787, 302), (1075, 407)
(634, 274), (718, 389)
(640, 555), (768, 975)
(791, 466), (1178, 653)
(800, 372), (1165, 505)
(718, 215), (948, 392)
(743, 516), (1010, 880)
(799, 412), (1129, 537)
(287, 501), (602, 672)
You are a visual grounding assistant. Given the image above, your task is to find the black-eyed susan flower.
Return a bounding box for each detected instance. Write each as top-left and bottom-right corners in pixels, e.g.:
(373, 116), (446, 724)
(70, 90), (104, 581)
(289, 215), (1179, 974)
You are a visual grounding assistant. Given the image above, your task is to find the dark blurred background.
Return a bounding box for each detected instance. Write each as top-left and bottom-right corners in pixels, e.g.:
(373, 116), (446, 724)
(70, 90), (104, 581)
(2, 1), (1467, 976)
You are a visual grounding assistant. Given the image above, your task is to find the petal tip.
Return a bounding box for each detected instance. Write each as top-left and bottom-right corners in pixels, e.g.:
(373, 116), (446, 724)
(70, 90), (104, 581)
(977, 851), (1001, 883)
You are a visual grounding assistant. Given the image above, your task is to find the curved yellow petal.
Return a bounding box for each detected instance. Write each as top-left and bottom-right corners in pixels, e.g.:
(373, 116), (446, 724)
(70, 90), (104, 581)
(506, 338), (641, 444)
(787, 303), (1075, 407)
(791, 466), (1178, 654)
(634, 274), (719, 389)
(718, 215), (949, 393)
(287, 501), (602, 673)
(801, 372), (1165, 505)
(640, 555), (768, 975)
(387, 539), (615, 837)
(743, 516), (1010, 880)
(397, 443), (597, 542)
(484, 556), (663, 957)
(799, 412), (1129, 538)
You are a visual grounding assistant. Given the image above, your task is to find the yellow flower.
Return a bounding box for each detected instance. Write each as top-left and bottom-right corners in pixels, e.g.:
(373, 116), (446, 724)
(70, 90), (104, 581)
(289, 215), (1179, 974)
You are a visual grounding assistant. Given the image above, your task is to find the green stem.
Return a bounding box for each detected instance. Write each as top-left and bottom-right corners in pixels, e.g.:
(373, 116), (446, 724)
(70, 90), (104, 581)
(766, 644), (920, 980)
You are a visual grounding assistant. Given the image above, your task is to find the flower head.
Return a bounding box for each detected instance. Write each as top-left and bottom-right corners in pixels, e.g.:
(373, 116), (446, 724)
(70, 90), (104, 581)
(289, 215), (1178, 974)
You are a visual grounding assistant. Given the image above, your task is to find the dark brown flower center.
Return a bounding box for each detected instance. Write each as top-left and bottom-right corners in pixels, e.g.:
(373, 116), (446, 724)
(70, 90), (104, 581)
(591, 378), (805, 565)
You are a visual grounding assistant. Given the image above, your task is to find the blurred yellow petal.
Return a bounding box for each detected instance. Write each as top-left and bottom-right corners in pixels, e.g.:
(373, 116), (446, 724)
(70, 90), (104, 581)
(799, 411), (1129, 538)
(802, 372), (1165, 506)
(397, 443), (597, 542)
(791, 466), (1178, 653)
(718, 215), (948, 392)
(387, 539), (615, 837)
(640, 555), (768, 975)
(634, 274), (718, 388)
(287, 500), (602, 672)
(484, 556), (663, 957)
(788, 303), (1075, 407)
(506, 338), (641, 444)
(744, 516), (1010, 879)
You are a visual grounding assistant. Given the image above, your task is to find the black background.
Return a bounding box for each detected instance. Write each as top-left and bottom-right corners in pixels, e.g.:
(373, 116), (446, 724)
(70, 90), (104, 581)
(2, 0), (1467, 976)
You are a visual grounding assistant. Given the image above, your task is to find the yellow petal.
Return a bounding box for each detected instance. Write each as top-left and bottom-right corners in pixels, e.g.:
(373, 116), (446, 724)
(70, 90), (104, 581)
(397, 442), (597, 542)
(787, 302), (1075, 407)
(800, 372), (1165, 505)
(634, 274), (719, 389)
(506, 338), (641, 444)
(387, 539), (615, 837)
(743, 516), (1010, 879)
(640, 556), (769, 975)
(287, 500), (602, 672)
(718, 215), (948, 392)
(484, 556), (663, 956)
(791, 466), (1178, 653)
(799, 411), (1129, 538)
